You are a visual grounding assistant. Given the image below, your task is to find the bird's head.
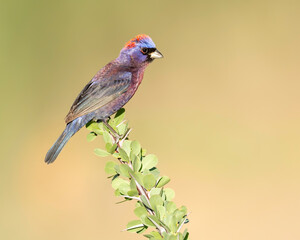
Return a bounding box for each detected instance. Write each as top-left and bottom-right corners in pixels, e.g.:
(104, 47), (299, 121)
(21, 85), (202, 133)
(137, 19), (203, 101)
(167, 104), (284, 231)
(119, 34), (163, 66)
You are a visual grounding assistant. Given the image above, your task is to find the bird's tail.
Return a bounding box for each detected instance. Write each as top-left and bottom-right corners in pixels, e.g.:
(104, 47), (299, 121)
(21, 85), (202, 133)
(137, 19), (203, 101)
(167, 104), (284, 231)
(45, 117), (90, 164)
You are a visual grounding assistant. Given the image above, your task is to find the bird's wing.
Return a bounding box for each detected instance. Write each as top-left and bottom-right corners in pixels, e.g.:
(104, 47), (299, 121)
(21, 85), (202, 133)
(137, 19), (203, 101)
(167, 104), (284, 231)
(65, 71), (132, 123)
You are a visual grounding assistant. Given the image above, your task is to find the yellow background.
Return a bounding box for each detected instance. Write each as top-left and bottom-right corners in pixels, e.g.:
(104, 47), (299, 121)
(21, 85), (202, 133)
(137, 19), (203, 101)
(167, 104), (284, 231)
(1, 0), (300, 239)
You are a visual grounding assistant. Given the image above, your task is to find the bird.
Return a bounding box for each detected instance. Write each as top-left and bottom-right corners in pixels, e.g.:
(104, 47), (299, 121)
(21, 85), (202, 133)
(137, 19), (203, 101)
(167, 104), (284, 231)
(45, 34), (163, 164)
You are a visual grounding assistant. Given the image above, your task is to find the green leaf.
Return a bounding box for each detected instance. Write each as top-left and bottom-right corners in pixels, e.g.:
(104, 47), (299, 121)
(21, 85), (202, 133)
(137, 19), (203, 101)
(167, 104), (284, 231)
(168, 234), (177, 240)
(130, 178), (136, 189)
(126, 220), (144, 233)
(132, 155), (142, 172)
(165, 201), (177, 214)
(131, 140), (141, 155)
(97, 121), (104, 130)
(114, 189), (121, 196)
(165, 214), (177, 233)
(86, 121), (104, 135)
(164, 188), (175, 201)
(152, 231), (163, 239)
(150, 195), (164, 218)
(119, 183), (131, 195)
(119, 164), (132, 178)
(134, 206), (148, 218)
(147, 215), (161, 229)
(159, 221), (171, 234)
(114, 108), (125, 125)
(105, 143), (117, 154)
(119, 148), (129, 162)
(156, 176), (171, 188)
(114, 165), (120, 175)
(141, 148), (147, 156)
(174, 209), (186, 222)
(156, 205), (166, 220)
(142, 154), (158, 171)
(143, 174), (156, 190)
(149, 167), (160, 179)
(177, 232), (184, 240)
(140, 215), (155, 227)
(149, 195), (164, 209)
(183, 229), (189, 240)
(94, 148), (111, 157)
(131, 172), (144, 186)
(121, 140), (132, 156)
(86, 121), (99, 131)
(178, 206), (187, 216)
(102, 131), (113, 145)
(104, 161), (117, 175)
(116, 122), (128, 136)
(142, 169), (150, 175)
(127, 189), (139, 196)
(150, 188), (161, 197)
(162, 232), (169, 239)
(111, 178), (129, 190)
(87, 132), (97, 142)
(140, 195), (152, 210)
(112, 152), (120, 158)
(107, 118), (116, 129)
(136, 227), (147, 234)
(144, 231), (163, 239)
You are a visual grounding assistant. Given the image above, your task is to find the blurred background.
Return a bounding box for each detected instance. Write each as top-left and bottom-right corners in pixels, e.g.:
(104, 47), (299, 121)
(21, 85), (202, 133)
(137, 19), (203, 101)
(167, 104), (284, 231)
(1, 0), (300, 239)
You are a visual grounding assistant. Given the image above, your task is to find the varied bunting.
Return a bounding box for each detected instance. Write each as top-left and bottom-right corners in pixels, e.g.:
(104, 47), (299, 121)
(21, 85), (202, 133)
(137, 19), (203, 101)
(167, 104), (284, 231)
(45, 34), (163, 164)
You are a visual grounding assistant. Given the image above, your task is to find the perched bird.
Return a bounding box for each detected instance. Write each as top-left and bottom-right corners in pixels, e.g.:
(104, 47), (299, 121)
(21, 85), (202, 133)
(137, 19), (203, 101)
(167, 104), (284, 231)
(45, 34), (163, 164)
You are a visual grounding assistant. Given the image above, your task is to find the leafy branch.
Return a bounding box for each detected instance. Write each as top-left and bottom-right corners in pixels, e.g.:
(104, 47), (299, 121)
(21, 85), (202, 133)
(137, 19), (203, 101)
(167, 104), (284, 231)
(86, 108), (191, 240)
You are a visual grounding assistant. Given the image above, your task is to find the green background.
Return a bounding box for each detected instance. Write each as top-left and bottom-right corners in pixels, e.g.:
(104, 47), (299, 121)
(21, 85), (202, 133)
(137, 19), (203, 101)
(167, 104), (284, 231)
(1, 0), (300, 239)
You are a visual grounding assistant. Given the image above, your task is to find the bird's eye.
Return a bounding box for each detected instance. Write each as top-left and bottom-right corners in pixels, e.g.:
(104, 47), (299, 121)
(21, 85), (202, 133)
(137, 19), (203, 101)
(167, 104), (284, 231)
(141, 48), (149, 54)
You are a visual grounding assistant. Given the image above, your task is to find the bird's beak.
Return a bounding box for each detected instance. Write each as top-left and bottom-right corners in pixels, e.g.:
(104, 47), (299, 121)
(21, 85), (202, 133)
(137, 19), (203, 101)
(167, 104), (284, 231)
(150, 49), (163, 59)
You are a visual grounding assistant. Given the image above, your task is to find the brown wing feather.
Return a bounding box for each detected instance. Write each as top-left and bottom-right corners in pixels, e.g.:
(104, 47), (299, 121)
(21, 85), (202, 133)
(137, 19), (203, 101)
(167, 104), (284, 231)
(65, 71), (132, 123)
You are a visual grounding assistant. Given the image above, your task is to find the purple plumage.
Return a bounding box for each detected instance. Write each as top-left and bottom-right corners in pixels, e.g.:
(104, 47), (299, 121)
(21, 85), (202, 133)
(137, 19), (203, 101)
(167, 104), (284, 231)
(45, 34), (163, 164)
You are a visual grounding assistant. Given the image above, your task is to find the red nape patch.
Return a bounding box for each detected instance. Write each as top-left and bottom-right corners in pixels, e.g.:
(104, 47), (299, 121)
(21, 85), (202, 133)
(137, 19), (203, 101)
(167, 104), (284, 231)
(125, 41), (136, 49)
(125, 34), (149, 48)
